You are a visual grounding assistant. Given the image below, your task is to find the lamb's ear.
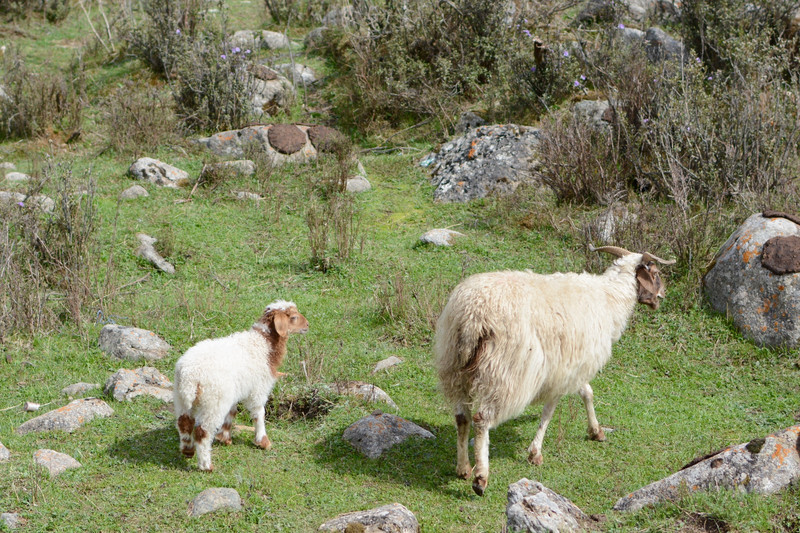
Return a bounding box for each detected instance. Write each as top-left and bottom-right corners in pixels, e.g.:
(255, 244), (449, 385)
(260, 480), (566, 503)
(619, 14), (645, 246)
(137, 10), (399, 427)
(635, 263), (662, 309)
(273, 312), (289, 337)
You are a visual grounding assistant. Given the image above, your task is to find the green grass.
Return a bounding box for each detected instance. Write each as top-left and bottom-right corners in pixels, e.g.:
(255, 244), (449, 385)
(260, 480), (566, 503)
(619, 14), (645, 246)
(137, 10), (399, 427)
(2, 4), (800, 533)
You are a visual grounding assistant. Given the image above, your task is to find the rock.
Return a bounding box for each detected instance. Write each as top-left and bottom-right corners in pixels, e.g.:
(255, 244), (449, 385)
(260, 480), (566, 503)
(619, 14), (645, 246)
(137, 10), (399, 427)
(0, 441), (9, 461)
(199, 160), (256, 181)
(577, 0), (679, 24)
(430, 124), (542, 203)
(703, 211), (800, 348)
(333, 381), (398, 409)
(250, 73), (296, 116)
(275, 62), (317, 85)
(135, 233), (175, 275)
(507, 479), (596, 533)
(119, 185), (149, 200)
(455, 111), (486, 134)
(307, 125), (344, 152)
(372, 356), (402, 373)
(99, 323), (171, 361)
(585, 204), (636, 245)
(4, 171), (30, 183)
(260, 30), (291, 50)
(195, 124), (319, 163)
(644, 27), (685, 63)
(618, 26), (646, 44)
(104, 366), (173, 402)
(232, 191), (264, 201)
(34, 449), (82, 477)
(228, 30), (256, 51)
(188, 488), (242, 517)
(129, 157), (190, 188)
(761, 235), (800, 275)
(0, 190), (26, 204)
(61, 382), (100, 397)
(572, 99), (614, 130)
(268, 124), (307, 154)
(343, 411), (434, 459)
(0, 161), (16, 171)
(321, 5), (356, 27)
(419, 228), (465, 247)
(614, 425), (800, 512)
(26, 194), (55, 214)
(304, 27), (328, 50)
(1, 513), (23, 530)
(319, 503), (420, 532)
(16, 398), (114, 435)
(346, 175), (371, 193)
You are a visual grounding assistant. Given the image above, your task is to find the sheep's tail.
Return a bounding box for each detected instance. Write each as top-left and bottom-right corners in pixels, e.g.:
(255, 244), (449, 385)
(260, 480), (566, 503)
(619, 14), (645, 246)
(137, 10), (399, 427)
(173, 368), (202, 414)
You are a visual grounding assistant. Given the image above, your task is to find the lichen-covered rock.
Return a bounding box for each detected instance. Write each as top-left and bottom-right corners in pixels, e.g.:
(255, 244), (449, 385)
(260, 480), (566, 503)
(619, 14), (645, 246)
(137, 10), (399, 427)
(429, 124), (541, 203)
(33, 449), (82, 477)
(507, 479), (596, 532)
(195, 125), (317, 164)
(419, 229), (465, 246)
(703, 211), (800, 348)
(615, 426), (800, 512)
(188, 488), (242, 517)
(16, 398), (113, 435)
(343, 411), (434, 459)
(644, 27), (685, 63)
(104, 367), (172, 402)
(251, 75), (295, 116)
(129, 157), (190, 188)
(318, 503), (420, 532)
(99, 323), (171, 360)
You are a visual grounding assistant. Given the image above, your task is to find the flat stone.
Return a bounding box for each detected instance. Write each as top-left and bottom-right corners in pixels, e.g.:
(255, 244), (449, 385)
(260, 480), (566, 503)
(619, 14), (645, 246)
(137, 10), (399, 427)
(33, 449), (81, 477)
(0, 162), (16, 170)
(16, 398), (113, 435)
(614, 425), (800, 512)
(0, 441), (9, 461)
(104, 367), (172, 402)
(4, 171), (29, 183)
(762, 235), (800, 274)
(372, 356), (402, 373)
(232, 191), (264, 201)
(268, 124), (307, 154)
(307, 125), (343, 152)
(119, 185), (149, 200)
(319, 503), (419, 532)
(333, 381), (398, 409)
(61, 382), (100, 397)
(99, 323), (171, 361)
(419, 229), (465, 246)
(135, 233), (175, 275)
(507, 479), (596, 532)
(188, 488), (242, 517)
(343, 411), (434, 459)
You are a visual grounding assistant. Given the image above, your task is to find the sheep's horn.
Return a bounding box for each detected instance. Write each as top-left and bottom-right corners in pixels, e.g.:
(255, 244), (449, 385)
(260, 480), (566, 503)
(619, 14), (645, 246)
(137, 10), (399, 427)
(642, 252), (676, 265)
(589, 244), (633, 257)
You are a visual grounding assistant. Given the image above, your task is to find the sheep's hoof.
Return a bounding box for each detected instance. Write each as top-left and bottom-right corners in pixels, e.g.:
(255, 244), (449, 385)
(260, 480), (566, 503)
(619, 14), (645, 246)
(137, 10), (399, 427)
(199, 464), (214, 472)
(215, 433), (232, 445)
(456, 465), (472, 480)
(527, 451), (543, 466)
(589, 427), (606, 442)
(472, 476), (487, 496)
(257, 436), (272, 450)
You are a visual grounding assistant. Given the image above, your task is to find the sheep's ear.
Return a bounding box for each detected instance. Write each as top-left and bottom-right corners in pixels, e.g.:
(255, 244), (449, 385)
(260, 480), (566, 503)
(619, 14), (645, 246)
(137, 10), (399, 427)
(635, 263), (663, 309)
(273, 312), (289, 337)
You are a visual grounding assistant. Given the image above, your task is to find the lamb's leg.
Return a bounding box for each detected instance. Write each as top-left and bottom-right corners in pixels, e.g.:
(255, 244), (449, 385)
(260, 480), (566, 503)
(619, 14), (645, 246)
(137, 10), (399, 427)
(193, 422), (215, 471)
(248, 403), (271, 450)
(215, 405), (237, 445)
(579, 383), (605, 441)
(471, 410), (491, 496)
(527, 400), (558, 466)
(176, 413), (196, 458)
(455, 403), (472, 479)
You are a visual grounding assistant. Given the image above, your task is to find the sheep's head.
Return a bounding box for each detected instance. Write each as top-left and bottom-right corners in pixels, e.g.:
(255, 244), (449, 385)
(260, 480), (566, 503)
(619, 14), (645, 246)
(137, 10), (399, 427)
(257, 300), (310, 337)
(590, 245), (676, 310)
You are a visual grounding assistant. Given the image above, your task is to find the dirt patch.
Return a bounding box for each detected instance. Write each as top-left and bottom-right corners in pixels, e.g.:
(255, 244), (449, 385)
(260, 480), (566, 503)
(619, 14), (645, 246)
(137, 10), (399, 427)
(680, 512), (729, 533)
(266, 388), (336, 421)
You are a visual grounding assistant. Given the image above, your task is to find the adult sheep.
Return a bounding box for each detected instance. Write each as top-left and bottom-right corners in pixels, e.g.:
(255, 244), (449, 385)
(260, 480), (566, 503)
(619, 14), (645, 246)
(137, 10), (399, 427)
(434, 246), (675, 495)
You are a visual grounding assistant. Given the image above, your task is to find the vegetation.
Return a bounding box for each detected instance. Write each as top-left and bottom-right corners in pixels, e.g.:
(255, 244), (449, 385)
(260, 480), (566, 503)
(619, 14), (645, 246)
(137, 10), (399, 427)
(0, 0), (799, 531)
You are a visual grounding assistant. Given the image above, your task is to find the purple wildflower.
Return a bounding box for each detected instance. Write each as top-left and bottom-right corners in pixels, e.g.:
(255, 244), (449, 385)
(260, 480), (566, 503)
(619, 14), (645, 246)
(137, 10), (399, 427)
(531, 66), (536, 72)
(523, 29), (531, 37)
(17, 201), (24, 207)
(563, 50), (569, 57)
(176, 28), (181, 35)
(618, 23), (625, 29)
(233, 47), (241, 53)
(707, 76), (713, 80)
(220, 54), (227, 59)
(580, 74), (586, 80)
(574, 80), (580, 87)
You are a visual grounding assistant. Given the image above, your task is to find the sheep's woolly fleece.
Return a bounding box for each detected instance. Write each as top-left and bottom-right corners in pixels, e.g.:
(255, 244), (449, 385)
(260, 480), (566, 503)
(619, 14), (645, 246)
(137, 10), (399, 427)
(265, 300), (297, 312)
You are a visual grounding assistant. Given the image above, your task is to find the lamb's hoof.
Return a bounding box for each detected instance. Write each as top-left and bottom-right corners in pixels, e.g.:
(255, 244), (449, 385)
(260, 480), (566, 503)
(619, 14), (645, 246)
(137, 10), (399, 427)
(472, 476), (487, 496)
(589, 427), (606, 442)
(199, 464), (214, 472)
(456, 466), (472, 480)
(257, 436), (272, 450)
(527, 451), (543, 466)
(216, 434), (232, 445)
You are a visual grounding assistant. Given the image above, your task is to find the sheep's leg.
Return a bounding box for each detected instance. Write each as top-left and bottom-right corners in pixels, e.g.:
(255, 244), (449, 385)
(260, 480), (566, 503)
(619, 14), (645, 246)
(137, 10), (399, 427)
(215, 405), (237, 445)
(527, 400), (558, 466)
(579, 383), (605, 442)
(471, 410), (491, 496)
(248, 403), (271, 450)
(455, 404), (472, 479)
(176, 413), (196, 458)
(193, 422), (215, 471)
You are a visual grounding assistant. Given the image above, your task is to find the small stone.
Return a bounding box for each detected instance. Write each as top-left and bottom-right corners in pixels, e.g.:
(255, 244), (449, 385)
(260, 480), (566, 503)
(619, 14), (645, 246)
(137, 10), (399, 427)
(334, 381), (398, 409)
(4, 171), (29, 183)
(33, 449), (81, 477)
(506, 478), (596, 532)
(129, 158), (190, 188)
(134, 233), (175, 275)
(372, 356), (402, 374)
(188, 488), (242, 517)
(419, 229), (465, 246)
(0, 441), (9, 462)
(1, 513), (23, 530)
(61, 382), (100, 397)
(104, 367), (173, 402)
(232, 191), (264, 201)
(119, 185), (149, 200)
(259, 30), (291, 49)
(346, 176), (371, 193)
(26, 194), (55, 213)
(0, 161), (16, 171)
(0, 190), (26, 204)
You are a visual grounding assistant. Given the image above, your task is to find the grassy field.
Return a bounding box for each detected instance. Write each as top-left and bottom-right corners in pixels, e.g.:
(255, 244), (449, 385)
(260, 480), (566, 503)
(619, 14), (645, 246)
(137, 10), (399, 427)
(1, 2), (800, 532)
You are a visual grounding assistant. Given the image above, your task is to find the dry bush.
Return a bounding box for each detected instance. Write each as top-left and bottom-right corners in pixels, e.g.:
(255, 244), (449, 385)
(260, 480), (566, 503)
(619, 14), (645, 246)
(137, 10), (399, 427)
(373, 269), (449, 345)
(263, 0), (332, 25)
(0, 0), (70, 22)
(101, 81), (179, 156)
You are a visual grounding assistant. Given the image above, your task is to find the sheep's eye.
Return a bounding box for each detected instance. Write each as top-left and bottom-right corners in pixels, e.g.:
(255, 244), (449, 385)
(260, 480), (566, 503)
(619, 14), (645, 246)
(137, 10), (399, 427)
(291, 316), (297, 321)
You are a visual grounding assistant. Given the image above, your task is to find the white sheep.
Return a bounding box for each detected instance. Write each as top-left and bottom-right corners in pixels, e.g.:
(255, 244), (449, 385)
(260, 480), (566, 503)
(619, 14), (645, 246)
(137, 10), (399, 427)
(434, 246), (675, 495)
(173, 300), (309, 471)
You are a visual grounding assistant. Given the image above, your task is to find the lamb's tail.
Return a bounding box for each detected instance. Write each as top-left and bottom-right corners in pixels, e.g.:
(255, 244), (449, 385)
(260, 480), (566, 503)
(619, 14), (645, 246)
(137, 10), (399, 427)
(172, 368), (201, 415)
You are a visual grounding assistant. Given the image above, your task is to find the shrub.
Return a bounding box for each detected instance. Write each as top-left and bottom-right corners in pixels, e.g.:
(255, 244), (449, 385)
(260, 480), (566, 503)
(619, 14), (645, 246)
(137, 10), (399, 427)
(0, 0), (70, 22)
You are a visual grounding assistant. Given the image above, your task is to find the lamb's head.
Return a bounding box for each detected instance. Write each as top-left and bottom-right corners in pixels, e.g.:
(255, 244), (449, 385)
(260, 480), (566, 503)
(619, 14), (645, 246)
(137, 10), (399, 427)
(591, 245), (676, 310)
(256, 300), (309, 337)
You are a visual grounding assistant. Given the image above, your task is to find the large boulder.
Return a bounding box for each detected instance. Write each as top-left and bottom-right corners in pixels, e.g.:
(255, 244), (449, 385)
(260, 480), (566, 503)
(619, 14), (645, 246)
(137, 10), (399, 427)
(703, 211), (800, 348)
(428, 124), (542, 203)
(506, 479), (597, 532)
(16, 398), (114, 435)
(195, 124), (321, 163)
(614, 425), (800, 512)
(318, 503), (419, 532)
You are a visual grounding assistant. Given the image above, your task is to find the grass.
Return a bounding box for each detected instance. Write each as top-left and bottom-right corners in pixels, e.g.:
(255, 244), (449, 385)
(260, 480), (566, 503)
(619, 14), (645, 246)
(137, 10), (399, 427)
(1, 3), (800, 532)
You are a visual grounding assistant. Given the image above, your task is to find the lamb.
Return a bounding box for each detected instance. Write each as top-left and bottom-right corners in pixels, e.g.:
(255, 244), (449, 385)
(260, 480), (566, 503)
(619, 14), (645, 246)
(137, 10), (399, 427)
(434, 245), (675, 495)
(173, 300), (309, 471)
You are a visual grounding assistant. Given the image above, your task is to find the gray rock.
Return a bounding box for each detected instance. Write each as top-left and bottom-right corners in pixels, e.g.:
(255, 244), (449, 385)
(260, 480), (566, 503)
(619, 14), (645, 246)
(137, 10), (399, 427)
(250, 75), (296, 116)
(304, 27), (327, 50)
(1, 513), (23, 529)
(430, 124), (542, 203)
(4, 171), (29, 183)
(332, 381), (398, 410)
(275, 63), (317, 85)
(455, 111), (486, 134)
(34, 449), (82, 477)
(129, 157), (190, 188)
(624, 0), (681, 21)
(319, 503), (420, 532)
(61, 382), (100, 397)
(104, 367), (173, 402)
(346, 175), (371, 193)
(188, 488), (242, 517)
(0, 441), (9, 461)
(703, 212), (800, 348)
(614, 425), (800, 512)
(507, 479), (596, 532)
(572, 99), (613, 130)
(26, 194), (54, 214)
(135, 233), (175, 275)
(0, 162), (16, 171)
(321, 5), (355, 27)
(618, 26), (645, 44)
(644, 27), (685, 63)
(99, 323), (171, 361)
(372, 356), (402, 373)
(228, 30), (256, 51)
(0, 190), (26, 204)
(232, 191), (264, 201)
(260, 30), (291, 50)
(195, 125), (317, 163)
(343, 411), (434, 459)
(199, 160), (256, 181)
(16, 398), (113, 435)
(419, 228), (465, 247)
(119, 185), (149, 200)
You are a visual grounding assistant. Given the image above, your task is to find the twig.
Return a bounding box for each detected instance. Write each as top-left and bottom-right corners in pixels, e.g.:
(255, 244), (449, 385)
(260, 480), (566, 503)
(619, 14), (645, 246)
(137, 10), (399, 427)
(78, 0), (112, 54)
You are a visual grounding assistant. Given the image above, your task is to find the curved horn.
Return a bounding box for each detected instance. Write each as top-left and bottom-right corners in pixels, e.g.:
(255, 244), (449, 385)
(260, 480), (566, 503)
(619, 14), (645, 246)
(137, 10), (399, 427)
(589, 244), (634, 258)
(641, 252), (676, 265)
